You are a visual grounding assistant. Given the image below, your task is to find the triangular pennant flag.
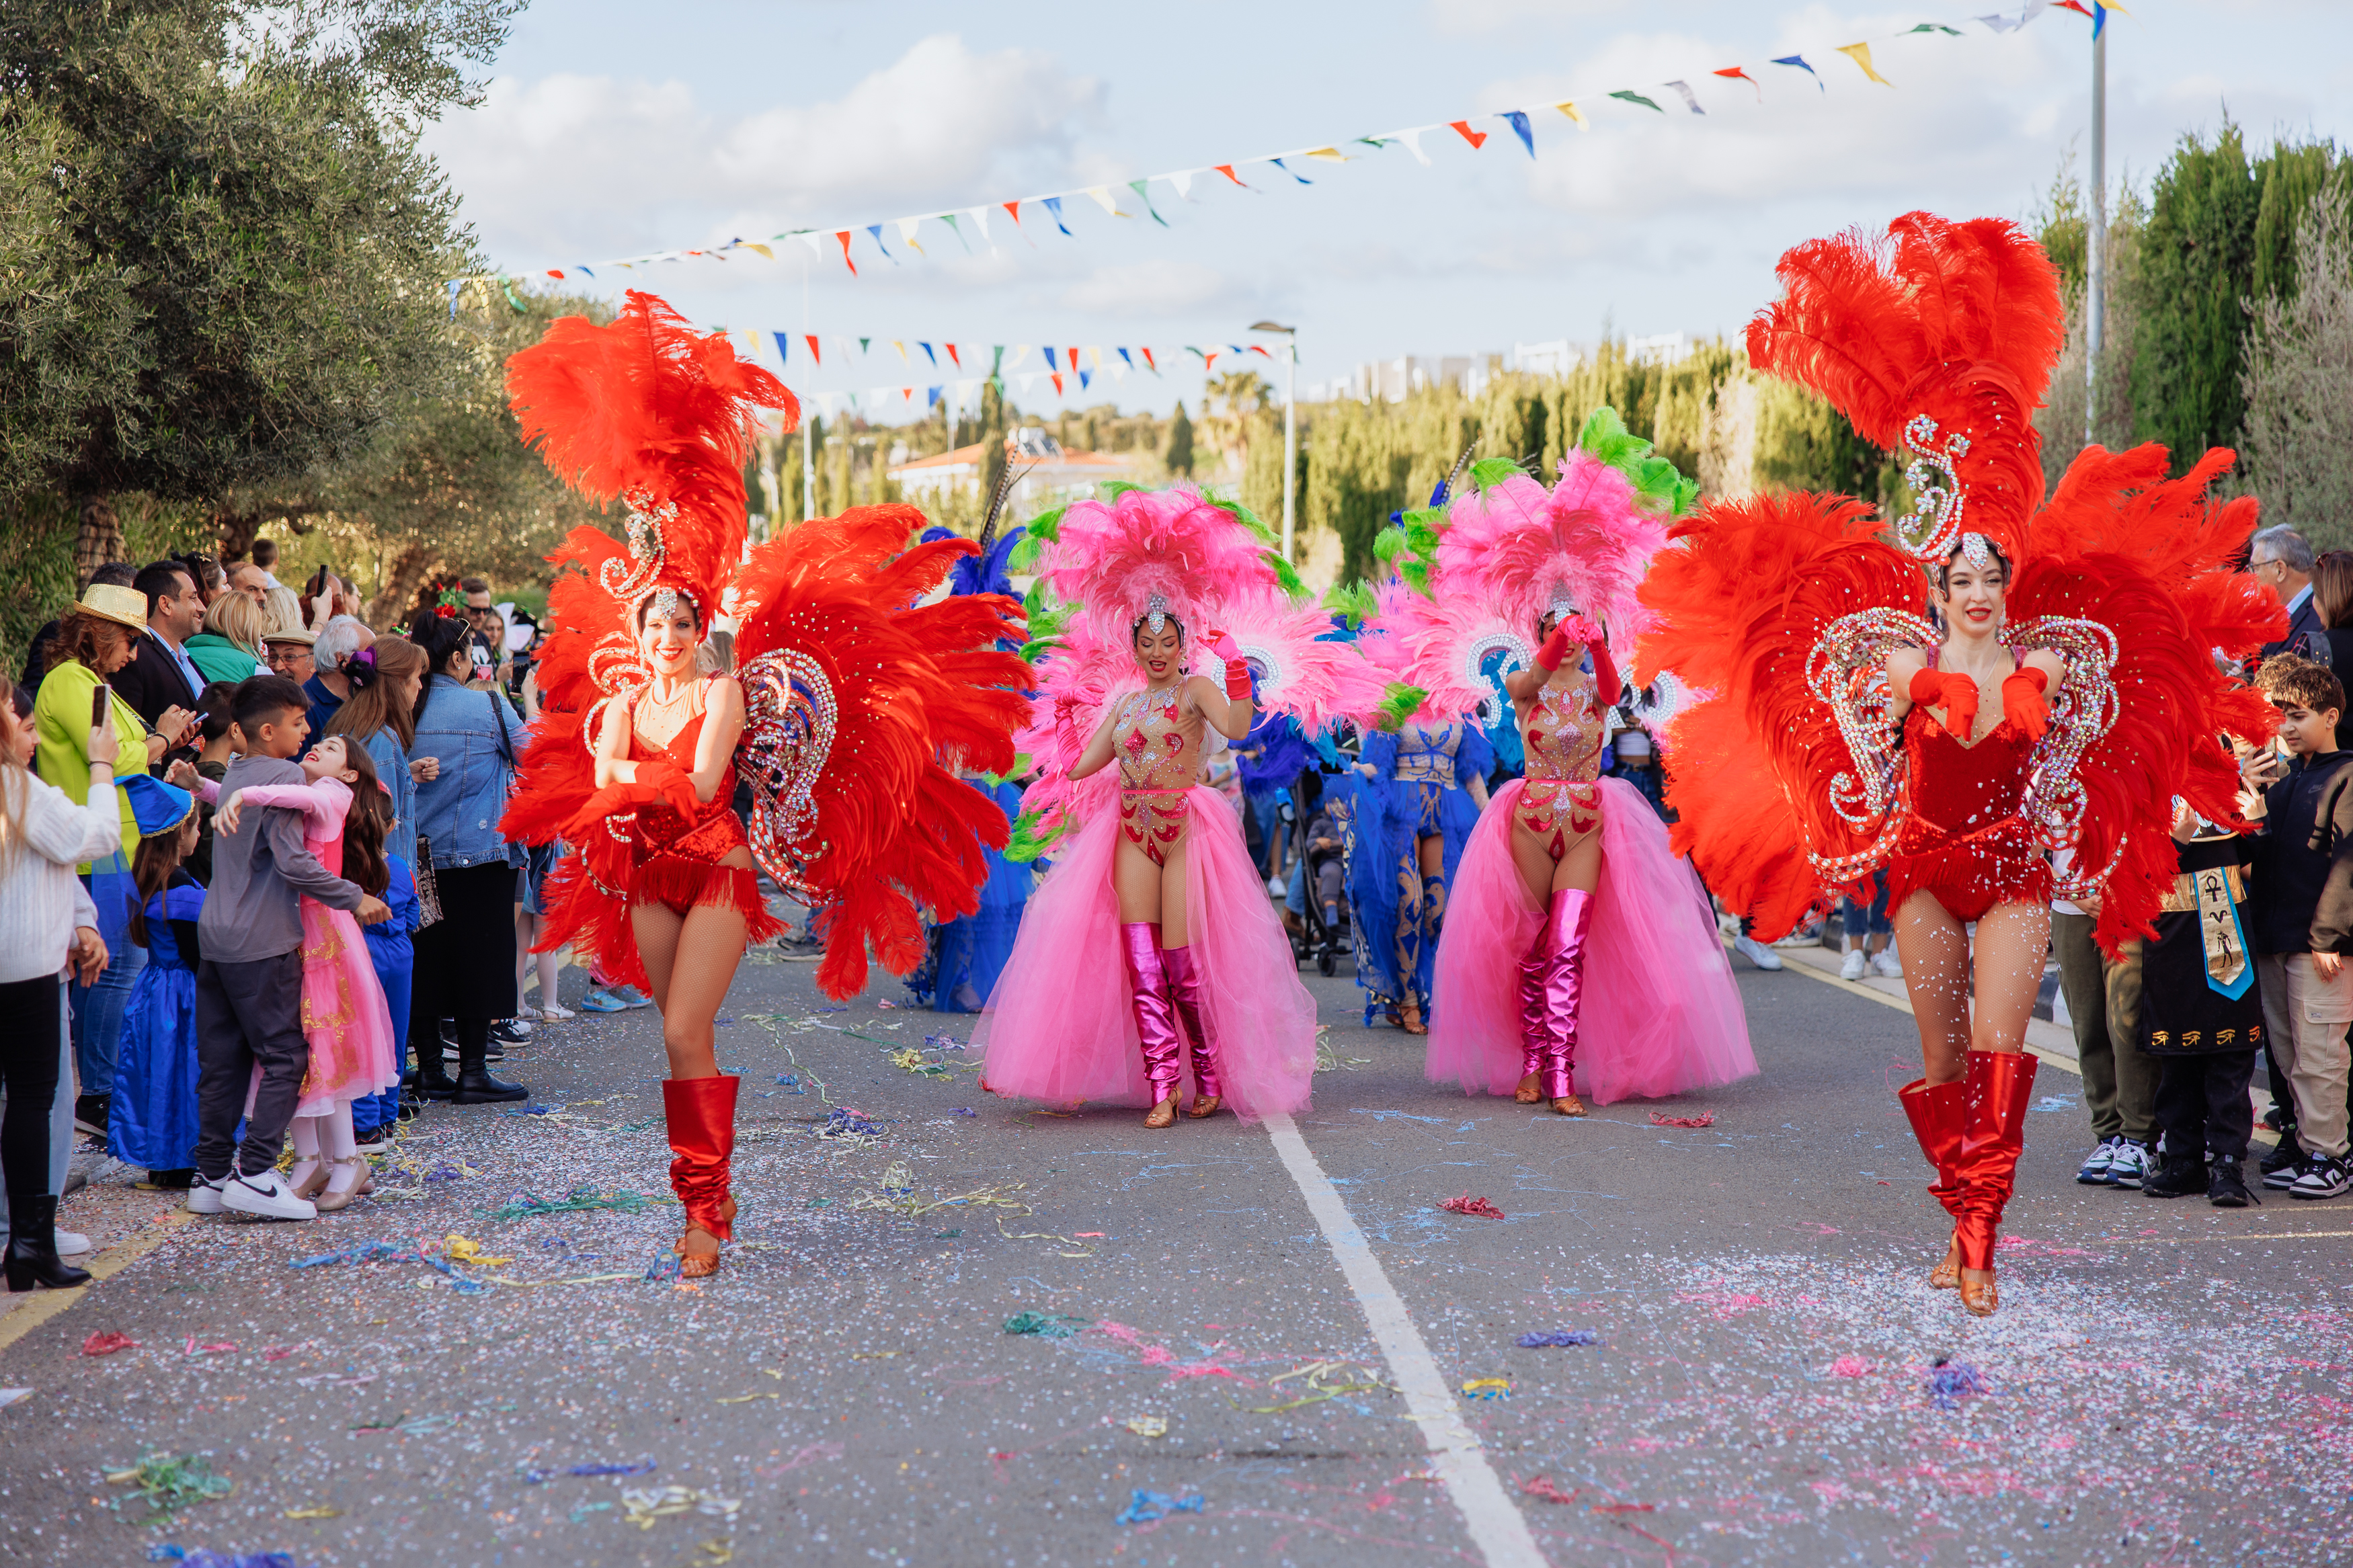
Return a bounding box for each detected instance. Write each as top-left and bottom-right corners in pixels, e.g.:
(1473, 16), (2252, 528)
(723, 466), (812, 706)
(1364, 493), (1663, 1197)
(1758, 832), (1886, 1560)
(1041, 196), (1074, 236)
(1066, 347), (1079, 372)
(1448, 120), (1488, 149)
(797, 232), (825, 257)
(1907, 22), (1962, 34)
(1213, 164), (1251, 189)
(1043, 345), (1057, 372)
(902, 387), (916, 404)
(920, 342), (937, 366)
(1129, 179), (1169, 227)
(927, 386), (943, 407)
(1203, 351), (1219, 370)
(1552, 100), (1588, 129)
(895, 216), (925, 253)
(544, 268), (565, 279)
(867, 223), (895, 261)
(1078, 369), (1092, 390)
(945, 343), (961, 368)
(771, 331), (791, 364)
(1713, 66), (1762, 100)
(1771, 55), (1823, 91)
(1170, 170), (1197, 200)
(1248, 345), (1271, 358)
(991, 346), (1004, 377)
(1117, 347), (1134, 369)
(1664, 80), (1705, 114)
(1003, 200), (1023, 225)
(1084, 185), (1123, 215)
(834, 335), (855, 359)
(1141, 347), (1159, 374)
(1609, 89), (1664, 112)
(1502, 110), (1536, 157)
(859, 337), (871, 354)
(1303, 146), (1347, 163)
(1396, 128), (1431, 165)
(940, 213), (971, 252)
(1269, 157), (1312, 184)
(1050, 373), (1064, 395)
(1836, 42), (1892, 85)
(1010, 344), (1031, 368)
(968, 206), (992, 241)
(1018, 372), (1039, 393)
(834, 230), (857, 274)
(805, 335), (821, 365)
(892, 341), (908, 364)
(2050, 0), (2093, 15)
(740, 242), (774, 260)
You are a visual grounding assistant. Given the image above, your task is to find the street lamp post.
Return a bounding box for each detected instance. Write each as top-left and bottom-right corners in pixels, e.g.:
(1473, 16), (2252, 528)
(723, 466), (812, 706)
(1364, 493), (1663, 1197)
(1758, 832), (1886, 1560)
(1250, 321), (1297, 566)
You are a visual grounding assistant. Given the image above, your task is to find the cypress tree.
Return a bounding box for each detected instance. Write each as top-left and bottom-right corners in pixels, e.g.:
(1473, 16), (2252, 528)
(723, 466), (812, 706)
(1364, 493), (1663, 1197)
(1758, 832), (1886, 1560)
(1166, 401), (1195, 477)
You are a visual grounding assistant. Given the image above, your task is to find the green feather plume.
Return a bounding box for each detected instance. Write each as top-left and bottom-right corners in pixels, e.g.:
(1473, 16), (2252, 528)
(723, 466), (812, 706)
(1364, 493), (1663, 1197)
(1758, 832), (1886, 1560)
(1373, 682), (1429, 732)
(1322, 581), (1377, 628)
(1263, 550), (1307, 600)
(1466, 456), (1525, 490)
(1099, 480), (1145, 501)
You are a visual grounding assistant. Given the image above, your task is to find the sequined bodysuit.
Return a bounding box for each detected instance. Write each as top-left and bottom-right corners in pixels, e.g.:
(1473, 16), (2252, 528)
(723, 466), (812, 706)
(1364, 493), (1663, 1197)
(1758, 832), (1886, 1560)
(621, 681), (779, 942)
(1517, 667), (1607, 856)
(1113, 686), (1205, 866)
(1885, 693), (2050, 925)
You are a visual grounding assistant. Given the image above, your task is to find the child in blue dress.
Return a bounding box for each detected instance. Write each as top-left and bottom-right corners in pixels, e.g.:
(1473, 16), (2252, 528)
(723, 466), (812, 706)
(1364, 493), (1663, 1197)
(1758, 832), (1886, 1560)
(349, 783), (418, 1142)
(109, 775), (204, 1185)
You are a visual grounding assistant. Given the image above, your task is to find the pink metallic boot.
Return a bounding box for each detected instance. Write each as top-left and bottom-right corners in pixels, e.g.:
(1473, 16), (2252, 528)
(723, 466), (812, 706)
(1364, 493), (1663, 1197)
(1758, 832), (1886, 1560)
(1162, 945), (1222, 1119)
(1536, 889), (1593, 1116)
(1121, 923), (1183, 1127)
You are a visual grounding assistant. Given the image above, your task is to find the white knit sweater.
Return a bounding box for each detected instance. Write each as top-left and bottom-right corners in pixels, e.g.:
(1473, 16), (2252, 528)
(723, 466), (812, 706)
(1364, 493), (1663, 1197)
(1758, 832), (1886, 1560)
(0, 765), (120, 985)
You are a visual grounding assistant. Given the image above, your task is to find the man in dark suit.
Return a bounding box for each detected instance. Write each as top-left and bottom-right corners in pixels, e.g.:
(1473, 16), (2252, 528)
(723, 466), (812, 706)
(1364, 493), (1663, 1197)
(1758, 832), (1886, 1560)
(2254, 526), (2326, 661)
(113, 559), (207, 737)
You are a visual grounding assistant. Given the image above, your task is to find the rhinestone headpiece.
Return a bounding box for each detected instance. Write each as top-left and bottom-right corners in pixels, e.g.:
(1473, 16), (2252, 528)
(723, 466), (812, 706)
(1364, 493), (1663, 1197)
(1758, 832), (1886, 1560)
(1958, 532), (1995, 571)
(602, 492), (701, 632)
(1144, 593), (1171, 634)
(1899, 413), (1972, 564)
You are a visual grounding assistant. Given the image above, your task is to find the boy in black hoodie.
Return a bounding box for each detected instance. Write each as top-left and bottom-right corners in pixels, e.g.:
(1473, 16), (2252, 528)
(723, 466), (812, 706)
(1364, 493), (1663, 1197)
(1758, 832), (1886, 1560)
(2241, 656), (2353, 1200)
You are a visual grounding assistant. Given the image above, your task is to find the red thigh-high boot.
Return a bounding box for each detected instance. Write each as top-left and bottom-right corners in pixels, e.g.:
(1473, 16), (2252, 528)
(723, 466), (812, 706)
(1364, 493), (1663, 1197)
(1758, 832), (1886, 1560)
(1163, 946), (1222, 1120)
(1537, 889), (1595, 1116)
(1952, 1049), (2038, 1317)
(1122, 924), (1183, 1128)
(663, 1075), (738, 1278)
(1897, 1077), (1970, 1289)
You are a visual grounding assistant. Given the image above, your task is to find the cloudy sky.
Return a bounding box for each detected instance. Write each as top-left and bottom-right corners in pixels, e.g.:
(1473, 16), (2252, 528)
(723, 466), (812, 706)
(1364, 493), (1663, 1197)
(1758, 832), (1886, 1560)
(423, 0), (2353, 422)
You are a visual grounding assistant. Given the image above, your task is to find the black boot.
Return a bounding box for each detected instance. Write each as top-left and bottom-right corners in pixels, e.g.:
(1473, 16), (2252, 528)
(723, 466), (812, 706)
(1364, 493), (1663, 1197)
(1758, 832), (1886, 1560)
(415, 1038), (459, 1102)
(2207, 1157), (2259, 1208)
(2142, 1153), (2206, 1199)
(451, 1023), (528, 1106)
(5, 1194), (92, 1292)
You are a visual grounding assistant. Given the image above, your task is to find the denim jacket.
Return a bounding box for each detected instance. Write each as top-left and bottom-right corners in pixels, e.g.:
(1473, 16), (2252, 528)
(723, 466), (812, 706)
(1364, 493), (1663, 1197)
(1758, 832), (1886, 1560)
(410, 674), (524, 869)
(358, 725), (419, 872)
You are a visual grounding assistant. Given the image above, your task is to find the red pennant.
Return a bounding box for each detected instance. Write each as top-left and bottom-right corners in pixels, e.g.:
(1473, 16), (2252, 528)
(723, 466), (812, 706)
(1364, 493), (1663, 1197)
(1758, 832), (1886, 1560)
(2052, 0), (2093, 13)
(1248, 345), (1271, 358)
(804, 334), (821, 365)
(544, 269), (564, 280)
(1141, 347), (1158, 372)
(1066, 347), (1079, 371)
(945, 343), (961, 368)
(1050, 373), (1064, 395)
(1203, 351), (1219, 370)
(1003, 200), (1023, 224)
(1449, 120), (1488, 149)
(1213, 164), (1250, 188)
(1712, 65), (1762, 100)
(834, 230), (856, 275)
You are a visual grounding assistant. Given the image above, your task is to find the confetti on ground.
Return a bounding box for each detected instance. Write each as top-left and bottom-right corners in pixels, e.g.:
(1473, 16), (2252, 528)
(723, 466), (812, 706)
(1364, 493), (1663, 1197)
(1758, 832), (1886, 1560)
(521, 1457), (657, 1483)
(1831, 1354), (1872, 1377)
(480, 1186), (667, 1221)
(1521, 1475), (1579, 1504)
(1115, 1489), (1205, 1525)
(280, 1505), (340, 1519)
(1439, 1194), (1505, 1219)
(439, 1234), (512, 1267)
(81, 1330), (138, 1356)
(1003, 1312), (1089, 1338)
(821, 1107), (882, 1140)
(144, 1551), (294, 1568)
(1649, 1110), (1716, 1128)
(1460, 1378), (1512, 1400)
(104, 1452), (233, 1523)
(620, 1485), (740, 1530)
(1517, 1331), (1600, 1348)
(1927, 1360), (1991, 1409)
(1124, 1415), (1168, 1438)
(0, 1388), (31, 1409)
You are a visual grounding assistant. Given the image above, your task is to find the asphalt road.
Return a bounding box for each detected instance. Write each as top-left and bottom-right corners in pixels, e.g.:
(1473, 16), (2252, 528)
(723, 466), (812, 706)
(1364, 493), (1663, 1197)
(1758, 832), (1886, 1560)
(3, 940), (2350, 1568)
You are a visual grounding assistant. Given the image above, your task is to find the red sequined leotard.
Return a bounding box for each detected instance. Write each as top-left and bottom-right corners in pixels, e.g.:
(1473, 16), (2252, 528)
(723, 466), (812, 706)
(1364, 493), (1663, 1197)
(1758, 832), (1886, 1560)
(1517, 664), (1607, 856)
(623, 683), (785, 942)
(1113, 686), (1204, 866)
(1884, 694), (2051, 926)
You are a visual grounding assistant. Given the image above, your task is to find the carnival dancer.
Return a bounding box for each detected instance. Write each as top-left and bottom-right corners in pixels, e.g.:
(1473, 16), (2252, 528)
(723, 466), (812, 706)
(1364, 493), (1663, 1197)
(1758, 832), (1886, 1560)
(1351, 579), (1494, 1034)
(1636, 212), (2282, 1315)
(1404, 412), (1754, 1118)
(500, 292), (1028, 1276)
(978, 487), (1380, 1125)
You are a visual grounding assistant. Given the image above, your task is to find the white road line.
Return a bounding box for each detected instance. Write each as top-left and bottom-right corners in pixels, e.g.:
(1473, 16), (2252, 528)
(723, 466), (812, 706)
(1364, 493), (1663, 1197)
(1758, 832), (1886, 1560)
(1261, 1111), (1549, 1568)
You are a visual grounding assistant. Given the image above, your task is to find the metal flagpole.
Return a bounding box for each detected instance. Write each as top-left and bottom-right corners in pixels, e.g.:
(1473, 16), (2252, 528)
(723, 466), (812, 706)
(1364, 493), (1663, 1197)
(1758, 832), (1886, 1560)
(2086, 5), (2107, 446)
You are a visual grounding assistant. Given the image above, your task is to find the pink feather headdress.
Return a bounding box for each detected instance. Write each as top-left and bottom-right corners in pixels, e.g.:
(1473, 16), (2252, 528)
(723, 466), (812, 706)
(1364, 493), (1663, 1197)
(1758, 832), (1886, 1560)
(1432, 450), (1671, 661)
(1033, 485), (1282, 645)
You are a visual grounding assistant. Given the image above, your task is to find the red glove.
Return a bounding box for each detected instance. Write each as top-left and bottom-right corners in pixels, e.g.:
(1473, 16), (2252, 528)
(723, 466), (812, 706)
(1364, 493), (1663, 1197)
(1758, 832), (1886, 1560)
(1534, 624), (1573, 673)
(2001, 667), (2050, 741)
(1588, 639), (1622, 709)
(1908, 668), (1979, 738)
(1206, 629), (1252, 702)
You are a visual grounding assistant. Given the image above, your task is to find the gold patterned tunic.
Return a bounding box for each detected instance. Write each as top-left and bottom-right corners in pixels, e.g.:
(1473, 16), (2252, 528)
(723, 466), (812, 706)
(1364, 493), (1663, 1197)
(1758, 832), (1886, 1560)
(1114, 686), (1205, 865)
(1517, 666), (1607, 856)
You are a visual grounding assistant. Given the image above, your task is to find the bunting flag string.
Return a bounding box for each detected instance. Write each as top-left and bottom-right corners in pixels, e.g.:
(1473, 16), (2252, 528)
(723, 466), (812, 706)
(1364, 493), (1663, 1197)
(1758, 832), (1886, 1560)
(450, 1), (2114, 300)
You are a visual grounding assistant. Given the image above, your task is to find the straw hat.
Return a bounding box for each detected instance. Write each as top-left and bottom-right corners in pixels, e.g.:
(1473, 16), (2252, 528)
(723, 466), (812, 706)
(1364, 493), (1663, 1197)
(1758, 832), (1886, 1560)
(74, 582), (148, 632)
(261, 626), (317, 647)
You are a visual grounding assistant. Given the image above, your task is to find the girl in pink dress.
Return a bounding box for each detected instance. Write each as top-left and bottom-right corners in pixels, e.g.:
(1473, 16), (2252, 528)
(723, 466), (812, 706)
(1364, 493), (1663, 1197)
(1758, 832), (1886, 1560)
(214, 735), (399, 1210)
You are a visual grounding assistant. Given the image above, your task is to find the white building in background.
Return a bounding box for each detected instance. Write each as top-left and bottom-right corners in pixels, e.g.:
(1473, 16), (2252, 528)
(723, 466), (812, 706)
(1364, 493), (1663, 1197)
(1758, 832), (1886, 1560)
(888, 427), (1142, 511)
(1626, 331), (1693, 366)
(1513, 340), (1582, 377)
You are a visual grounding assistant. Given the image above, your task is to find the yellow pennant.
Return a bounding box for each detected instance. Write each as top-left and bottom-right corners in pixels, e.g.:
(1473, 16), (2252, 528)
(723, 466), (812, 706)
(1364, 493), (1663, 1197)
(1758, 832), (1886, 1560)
(1838, 42), (1892, 86)
(1553, 100), (1589, 129)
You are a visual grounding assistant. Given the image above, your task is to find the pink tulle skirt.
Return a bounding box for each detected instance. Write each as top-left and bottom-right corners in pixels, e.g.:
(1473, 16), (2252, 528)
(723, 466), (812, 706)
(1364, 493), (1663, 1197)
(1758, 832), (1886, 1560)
(975, 786), (1317, 1121)
(1426, 776), (1756, 1104)
(292, 899), (400, 1116)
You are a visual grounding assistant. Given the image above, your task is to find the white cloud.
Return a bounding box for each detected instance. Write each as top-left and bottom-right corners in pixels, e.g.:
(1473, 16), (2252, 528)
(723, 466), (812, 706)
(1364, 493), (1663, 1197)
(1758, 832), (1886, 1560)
(1059, 260), (1231, 317)
(425, 34), (1103, 264)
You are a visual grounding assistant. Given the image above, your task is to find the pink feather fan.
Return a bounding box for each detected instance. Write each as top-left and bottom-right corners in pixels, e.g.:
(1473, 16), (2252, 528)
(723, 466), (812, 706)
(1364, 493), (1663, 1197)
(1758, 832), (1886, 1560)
(1432, 452), (1670, 661)
(1011, 615), (1134, 843)
(1215, 587), (1392, 734)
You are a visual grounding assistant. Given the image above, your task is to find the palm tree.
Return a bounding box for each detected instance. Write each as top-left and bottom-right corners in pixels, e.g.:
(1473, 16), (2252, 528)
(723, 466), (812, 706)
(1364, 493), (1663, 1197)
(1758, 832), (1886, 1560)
(1199, 370), (1272, 474)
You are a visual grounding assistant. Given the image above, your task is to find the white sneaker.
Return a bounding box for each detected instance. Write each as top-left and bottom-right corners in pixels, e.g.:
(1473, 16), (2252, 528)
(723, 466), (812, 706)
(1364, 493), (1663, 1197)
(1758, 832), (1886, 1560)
(219, 1167), (318, 1221)
(54, 1229), (92, 1256)
(1732, 934), (1784, 971)
(185, 1175), (227, 1215)
(2106, 1140), (2153, 1190)
(1870, 949), (1905, 979)
(1839, 949), (1868, 982)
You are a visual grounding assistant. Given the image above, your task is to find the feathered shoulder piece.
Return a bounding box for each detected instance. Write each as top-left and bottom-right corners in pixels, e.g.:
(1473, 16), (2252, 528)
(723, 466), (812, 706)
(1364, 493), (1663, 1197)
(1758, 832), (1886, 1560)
(1746, 212), (2061, 569)
(729, 503), (1031, 997)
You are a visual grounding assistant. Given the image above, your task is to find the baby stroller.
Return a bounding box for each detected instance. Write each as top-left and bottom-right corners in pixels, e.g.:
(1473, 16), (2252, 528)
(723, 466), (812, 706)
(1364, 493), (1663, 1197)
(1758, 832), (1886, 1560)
(1289, 784), (1354, 978)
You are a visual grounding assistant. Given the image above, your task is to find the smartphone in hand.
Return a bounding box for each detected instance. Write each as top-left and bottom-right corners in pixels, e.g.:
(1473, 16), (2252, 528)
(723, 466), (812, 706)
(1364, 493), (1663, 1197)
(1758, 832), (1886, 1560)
(91, 684), (110, 727)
